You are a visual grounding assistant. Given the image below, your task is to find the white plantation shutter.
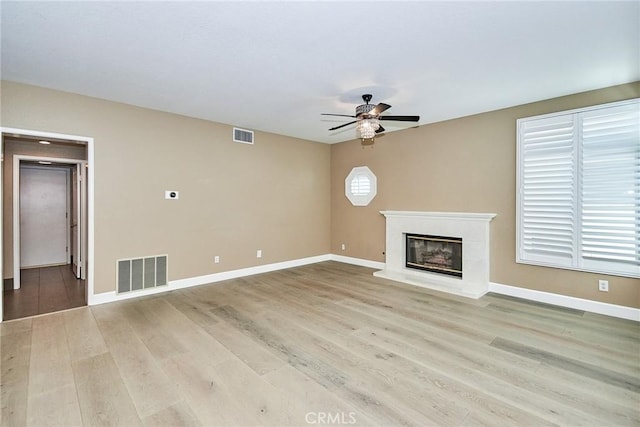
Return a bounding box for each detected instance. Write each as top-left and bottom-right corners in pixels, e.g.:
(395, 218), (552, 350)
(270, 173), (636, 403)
(519, 115), (576, 266)
(580, 104), (639, 271)
(517, 99), (640, 278)
(350, 174), (371, 196)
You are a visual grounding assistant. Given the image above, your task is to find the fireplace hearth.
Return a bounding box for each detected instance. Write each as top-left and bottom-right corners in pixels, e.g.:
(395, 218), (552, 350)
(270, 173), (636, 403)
(406, 234), (462, 278)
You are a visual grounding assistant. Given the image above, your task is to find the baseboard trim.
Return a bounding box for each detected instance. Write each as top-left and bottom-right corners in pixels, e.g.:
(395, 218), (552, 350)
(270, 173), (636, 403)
(489, 282), (640, 322)
(332, 257), (639, 322)
(89, 254), (332, 306)
(329, 254), (385, 270)
(89, 290), (118, 306)
(87, 254), (639, 322)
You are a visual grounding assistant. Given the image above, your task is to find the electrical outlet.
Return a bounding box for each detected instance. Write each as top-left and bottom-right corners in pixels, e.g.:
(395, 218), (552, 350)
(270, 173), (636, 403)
(257, 249), (262, 258)
(341, 243), (346, 251)
(598, 280), (609, 292)
(214, 256), (220, 264)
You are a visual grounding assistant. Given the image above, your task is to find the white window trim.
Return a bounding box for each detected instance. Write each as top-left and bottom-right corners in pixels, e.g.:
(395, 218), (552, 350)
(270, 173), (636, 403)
(516, 98), (640, 278)
(345, 166), (377, 206)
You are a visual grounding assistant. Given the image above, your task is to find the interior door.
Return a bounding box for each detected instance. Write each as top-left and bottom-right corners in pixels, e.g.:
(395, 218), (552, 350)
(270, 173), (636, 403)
(71, 164), (82, 278)
(77, 162), (87, 280)
(81, 162), (87, 281)
(20, 165), (69, 268)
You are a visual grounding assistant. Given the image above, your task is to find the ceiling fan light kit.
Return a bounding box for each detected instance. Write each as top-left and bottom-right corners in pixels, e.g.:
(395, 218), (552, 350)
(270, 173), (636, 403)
(357, 118), (380, 140)
(322, 94), (419, 145)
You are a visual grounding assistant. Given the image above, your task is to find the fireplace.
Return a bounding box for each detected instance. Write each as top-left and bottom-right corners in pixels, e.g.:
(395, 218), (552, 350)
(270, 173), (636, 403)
(406, 234), (462, 278)
(374, 211), (496, 299)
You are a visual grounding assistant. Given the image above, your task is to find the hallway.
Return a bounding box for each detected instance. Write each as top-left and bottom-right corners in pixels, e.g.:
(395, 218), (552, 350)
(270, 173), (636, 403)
(3, 265), (86, 321)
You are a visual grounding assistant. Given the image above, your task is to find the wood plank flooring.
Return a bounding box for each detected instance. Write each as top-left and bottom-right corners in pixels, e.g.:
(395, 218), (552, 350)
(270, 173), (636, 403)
(1, 261), (638, 426)
(3, 265), (86, 321)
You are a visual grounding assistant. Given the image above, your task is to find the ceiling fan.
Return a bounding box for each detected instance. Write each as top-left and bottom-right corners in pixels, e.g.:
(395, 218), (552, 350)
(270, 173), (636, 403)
(322, 94), (420, 145)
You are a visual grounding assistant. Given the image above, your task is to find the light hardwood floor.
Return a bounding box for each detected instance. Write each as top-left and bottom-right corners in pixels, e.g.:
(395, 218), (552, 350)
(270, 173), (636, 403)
(1, 261), (638, 426)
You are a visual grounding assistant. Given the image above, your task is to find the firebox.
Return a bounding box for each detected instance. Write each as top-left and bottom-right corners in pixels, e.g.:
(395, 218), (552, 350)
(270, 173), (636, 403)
(405, 233), (462, 278)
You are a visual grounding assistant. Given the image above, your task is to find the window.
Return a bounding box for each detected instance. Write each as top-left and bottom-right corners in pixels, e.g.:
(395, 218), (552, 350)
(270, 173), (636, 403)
(345, 166), (377, 206)
(350, 174), (371, 196)
(517, 99), (639, 278)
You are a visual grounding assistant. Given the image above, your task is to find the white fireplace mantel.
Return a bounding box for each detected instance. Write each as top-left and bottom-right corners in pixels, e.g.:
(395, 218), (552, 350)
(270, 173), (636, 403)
(374, 211), (496, 299)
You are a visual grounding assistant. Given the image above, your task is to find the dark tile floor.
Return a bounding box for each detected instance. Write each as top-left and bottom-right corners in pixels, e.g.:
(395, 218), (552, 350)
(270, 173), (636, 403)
(3, 265), (86, 321)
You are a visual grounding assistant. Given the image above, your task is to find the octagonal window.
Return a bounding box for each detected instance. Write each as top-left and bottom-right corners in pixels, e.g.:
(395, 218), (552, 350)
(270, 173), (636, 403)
(345, 166), (377, 206)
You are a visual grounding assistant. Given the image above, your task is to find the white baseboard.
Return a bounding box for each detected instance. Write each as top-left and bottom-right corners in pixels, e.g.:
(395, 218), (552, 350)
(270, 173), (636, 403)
(87, 254), (639, 322)
(89, 290), (118, 305)
(89, 254), (332, 306)
(489, 282), (640, 322)
(170, 254), (331, 289)
(329, 254), (385, 270)
(333, 257), (639, 322)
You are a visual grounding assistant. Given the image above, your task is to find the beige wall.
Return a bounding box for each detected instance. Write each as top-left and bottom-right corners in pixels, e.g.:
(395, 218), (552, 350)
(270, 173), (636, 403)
(2, 80), (637, 309)
(331, 82), (640, 309)
(1, 81), (331, 294)
(2, 139), (87, 279)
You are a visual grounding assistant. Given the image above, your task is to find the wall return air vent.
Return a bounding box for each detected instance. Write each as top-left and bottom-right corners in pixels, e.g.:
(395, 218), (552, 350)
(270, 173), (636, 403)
(233, 127), (254, 144)
(117, 255), (168, 294)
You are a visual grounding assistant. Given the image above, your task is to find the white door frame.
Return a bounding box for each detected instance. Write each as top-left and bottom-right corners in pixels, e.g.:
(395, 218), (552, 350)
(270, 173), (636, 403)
(14, 156), (84, 289)
(1, 127), (95, 323)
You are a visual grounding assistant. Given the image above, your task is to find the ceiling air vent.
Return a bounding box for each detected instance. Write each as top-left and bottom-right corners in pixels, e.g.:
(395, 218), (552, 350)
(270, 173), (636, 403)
(233, 127), (254, 144)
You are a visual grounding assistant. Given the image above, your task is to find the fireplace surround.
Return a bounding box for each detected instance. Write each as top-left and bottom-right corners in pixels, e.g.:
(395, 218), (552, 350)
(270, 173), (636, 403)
(374, 211), (496, 299)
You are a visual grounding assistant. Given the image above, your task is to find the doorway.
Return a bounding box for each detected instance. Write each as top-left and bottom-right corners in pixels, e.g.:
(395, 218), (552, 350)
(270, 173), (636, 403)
(12, 156), (87, 291)
(1, 128), (94, 322)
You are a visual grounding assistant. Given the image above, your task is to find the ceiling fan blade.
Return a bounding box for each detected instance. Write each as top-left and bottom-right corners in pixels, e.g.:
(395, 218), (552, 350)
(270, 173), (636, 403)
(379, 115), (420, 122)
(370, 103), (391, 116)
(375, 125), (385, 134)
(328, 121), (357, 131)
(321, 113), (356, 118)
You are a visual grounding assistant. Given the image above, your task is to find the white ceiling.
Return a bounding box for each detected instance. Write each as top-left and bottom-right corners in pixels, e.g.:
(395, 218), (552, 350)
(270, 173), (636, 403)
(2, 1), (638, 144)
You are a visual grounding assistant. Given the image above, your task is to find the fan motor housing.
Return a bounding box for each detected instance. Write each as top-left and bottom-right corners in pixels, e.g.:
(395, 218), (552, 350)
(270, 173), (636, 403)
(356, 103), (375, 117)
